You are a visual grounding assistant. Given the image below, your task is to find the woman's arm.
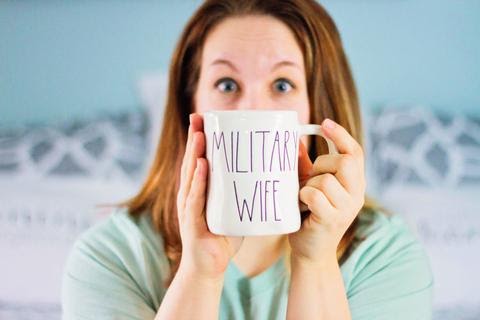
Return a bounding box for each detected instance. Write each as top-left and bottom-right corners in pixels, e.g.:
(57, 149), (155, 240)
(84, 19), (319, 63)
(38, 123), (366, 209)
(287, 119), (366, 319)
(155, 264), (224, 320)
(287, 254), (351, 320)
(155, 113), (243, 319)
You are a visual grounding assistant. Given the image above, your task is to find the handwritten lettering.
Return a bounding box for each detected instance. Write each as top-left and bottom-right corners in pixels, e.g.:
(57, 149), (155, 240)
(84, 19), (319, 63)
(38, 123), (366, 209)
(211, 129), (298, 224)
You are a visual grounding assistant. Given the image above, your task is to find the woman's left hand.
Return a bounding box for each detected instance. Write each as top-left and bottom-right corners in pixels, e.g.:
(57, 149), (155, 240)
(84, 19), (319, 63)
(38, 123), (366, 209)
(288, 118), (366, 264)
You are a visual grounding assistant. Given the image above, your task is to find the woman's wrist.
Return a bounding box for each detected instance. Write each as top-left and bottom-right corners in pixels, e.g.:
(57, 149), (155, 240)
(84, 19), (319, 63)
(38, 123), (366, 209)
(155, 261), (225, 320)
(287, 251), (351, 320)
(177, 261), (226, 289)
(290, 250), (339, 272)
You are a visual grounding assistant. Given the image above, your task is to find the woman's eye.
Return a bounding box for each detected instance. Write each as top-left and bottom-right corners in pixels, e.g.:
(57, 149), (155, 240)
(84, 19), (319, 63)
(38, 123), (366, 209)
(215, 78), (238, 93)
(273, 78), (294, 93)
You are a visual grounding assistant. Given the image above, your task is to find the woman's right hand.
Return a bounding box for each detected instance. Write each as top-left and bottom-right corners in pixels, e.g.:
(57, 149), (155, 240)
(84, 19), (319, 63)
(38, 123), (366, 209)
(176, 113), (244, 281)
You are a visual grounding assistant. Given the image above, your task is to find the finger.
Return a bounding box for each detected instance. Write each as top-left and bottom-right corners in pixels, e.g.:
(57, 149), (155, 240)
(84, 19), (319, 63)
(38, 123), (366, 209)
(181, 130), (206, 209)
(179, 114), (205, 210)
(180, 115), (193, 182)
(185, 157), (208, 228)
(299, 186), (335, 224)
(297, 140), (313, 186)
(321, 118), (363, 158)
(180, 113), (204, 183)
(305, 173), (350, 210)
(185, 131), (205, 193)
(310, 154), (360, 194)
(177, 121), (193, 211)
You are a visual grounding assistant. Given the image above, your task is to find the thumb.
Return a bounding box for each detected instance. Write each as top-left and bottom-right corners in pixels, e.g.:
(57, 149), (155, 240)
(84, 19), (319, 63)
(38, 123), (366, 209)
(298, 140), (313, 187)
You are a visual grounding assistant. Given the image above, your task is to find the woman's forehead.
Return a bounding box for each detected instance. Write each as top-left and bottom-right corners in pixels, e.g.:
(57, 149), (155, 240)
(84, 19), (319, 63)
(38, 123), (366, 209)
(201, 15), (304, 68)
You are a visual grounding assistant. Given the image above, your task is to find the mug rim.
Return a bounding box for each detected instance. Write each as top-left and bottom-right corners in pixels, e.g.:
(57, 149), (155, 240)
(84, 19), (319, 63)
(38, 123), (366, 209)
(203, 109), (298, 116)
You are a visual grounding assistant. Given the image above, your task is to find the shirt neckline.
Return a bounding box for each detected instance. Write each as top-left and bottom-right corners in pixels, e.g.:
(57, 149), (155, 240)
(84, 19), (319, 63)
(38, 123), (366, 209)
(225, 253), (288, 298)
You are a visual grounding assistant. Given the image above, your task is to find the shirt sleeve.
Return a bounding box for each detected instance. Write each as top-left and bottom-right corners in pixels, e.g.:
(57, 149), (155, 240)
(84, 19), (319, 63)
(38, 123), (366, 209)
(61, 214), (166, 320)
(346, 215), (434, 320)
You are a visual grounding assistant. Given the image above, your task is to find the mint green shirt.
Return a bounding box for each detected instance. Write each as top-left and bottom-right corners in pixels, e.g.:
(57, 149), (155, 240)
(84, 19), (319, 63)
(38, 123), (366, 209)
(61, 208), (434, 319)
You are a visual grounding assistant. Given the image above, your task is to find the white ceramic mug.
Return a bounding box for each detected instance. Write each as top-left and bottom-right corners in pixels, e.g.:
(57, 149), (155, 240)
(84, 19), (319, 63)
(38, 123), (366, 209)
(203, 110), (337, 236)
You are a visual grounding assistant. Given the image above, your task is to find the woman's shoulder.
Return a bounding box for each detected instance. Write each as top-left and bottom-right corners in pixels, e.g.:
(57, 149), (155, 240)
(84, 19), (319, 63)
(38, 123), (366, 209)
(69, 207), (170, 273)
(62, 208), (170, 317)
(347, 207), (432, 266)
(75, 207), (162, 249)
(63, 208), (170, 301)
(353, 207), (425, 255)
(355, 207), (414, 241)
(341, 207), (434, 298)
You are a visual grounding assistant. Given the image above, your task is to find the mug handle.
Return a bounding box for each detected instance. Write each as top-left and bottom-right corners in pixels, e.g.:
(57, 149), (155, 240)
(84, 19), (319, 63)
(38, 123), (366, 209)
(299, 124), (338, 155)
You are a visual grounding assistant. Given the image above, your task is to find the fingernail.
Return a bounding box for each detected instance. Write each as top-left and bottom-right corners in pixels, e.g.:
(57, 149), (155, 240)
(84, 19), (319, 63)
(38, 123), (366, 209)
(189, 114), (193, 124)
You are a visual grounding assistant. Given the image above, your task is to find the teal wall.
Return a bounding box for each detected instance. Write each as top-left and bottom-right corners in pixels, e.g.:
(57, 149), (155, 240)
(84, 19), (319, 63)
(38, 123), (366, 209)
(1, 0), (479, 128)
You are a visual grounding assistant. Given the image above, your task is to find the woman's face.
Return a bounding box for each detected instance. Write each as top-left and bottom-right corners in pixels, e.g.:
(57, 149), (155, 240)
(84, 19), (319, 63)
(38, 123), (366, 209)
(194, 15), (310, 124)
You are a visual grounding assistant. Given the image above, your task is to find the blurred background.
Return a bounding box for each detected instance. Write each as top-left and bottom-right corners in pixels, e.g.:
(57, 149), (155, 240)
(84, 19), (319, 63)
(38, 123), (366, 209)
(0, 0), (479, 319)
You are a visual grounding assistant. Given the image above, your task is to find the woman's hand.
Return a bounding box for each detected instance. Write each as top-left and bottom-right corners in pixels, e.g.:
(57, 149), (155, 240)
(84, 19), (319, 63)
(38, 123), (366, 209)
(288, 118), (366, 264)
(176, 113), (244, 281)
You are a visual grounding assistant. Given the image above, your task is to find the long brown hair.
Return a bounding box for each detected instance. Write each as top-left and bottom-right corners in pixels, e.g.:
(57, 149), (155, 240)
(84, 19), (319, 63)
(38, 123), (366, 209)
(122, 0), (386, 287)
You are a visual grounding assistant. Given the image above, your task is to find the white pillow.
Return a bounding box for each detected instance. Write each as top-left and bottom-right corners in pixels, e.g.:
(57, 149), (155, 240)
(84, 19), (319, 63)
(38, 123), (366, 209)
(0, 176), (139, 307)
(379, 185), (480, 312)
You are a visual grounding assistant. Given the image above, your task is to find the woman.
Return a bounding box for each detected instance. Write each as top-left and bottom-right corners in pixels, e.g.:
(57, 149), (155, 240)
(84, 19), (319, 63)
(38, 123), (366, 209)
(62, 1), (434, 319)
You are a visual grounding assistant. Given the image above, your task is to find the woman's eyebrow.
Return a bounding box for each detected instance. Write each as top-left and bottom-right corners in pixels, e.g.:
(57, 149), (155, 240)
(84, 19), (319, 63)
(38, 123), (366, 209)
(271, 60), (301, 72)
(209, 59), (239, 72)
(209, 59), (301, 73)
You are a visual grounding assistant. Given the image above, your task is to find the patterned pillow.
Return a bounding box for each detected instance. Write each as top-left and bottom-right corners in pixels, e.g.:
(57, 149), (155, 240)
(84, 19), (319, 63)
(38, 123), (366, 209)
(0, 109), (149, 181)
(368, 106), (480, 189)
